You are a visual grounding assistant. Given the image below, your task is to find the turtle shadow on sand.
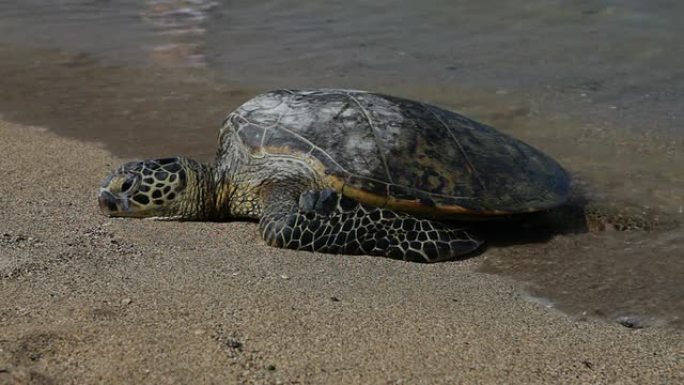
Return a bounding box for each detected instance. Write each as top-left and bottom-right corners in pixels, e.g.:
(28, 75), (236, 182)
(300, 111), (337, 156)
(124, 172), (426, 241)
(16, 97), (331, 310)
(456, 187), (677, 261)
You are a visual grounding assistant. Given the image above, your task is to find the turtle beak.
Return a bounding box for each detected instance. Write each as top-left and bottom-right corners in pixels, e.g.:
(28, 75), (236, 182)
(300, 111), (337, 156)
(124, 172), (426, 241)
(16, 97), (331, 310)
(98, 189), (128, 215)
(99, 190), (117, 214)
(97, 174), (130, 216)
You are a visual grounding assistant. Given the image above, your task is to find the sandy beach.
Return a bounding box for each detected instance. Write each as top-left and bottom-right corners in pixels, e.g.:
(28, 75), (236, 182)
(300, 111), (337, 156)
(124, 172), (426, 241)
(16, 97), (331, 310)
(1, 119), (682, 384)
(1, 1), (682, 383)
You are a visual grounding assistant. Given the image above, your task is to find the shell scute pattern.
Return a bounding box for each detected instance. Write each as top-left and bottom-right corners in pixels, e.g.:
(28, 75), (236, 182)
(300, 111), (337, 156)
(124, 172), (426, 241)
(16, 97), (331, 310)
(229, 89), (569, 214)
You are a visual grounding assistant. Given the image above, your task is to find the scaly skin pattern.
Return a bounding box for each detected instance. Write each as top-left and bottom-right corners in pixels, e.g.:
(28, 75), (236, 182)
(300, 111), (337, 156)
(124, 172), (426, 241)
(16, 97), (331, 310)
(259, 190), (482, 262)
(99, 157), (218, 220)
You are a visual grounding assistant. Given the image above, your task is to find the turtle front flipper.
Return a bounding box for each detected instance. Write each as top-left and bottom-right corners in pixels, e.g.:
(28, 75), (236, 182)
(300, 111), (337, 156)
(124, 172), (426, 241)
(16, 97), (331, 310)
(259, 189), (482, 262)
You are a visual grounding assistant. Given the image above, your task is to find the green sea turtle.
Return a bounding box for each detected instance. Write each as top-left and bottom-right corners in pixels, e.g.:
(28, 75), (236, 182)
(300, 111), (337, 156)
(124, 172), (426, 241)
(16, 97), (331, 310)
(99, 89), (572, 262)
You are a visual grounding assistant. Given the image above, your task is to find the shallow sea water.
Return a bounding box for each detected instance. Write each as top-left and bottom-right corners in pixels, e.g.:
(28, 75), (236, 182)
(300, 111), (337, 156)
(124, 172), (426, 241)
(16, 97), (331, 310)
(0, 0), (682, 328)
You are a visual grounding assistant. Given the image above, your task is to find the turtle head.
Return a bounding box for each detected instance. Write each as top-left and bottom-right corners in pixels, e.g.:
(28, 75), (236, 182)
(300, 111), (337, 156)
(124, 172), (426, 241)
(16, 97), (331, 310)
(99, 156), (213, 220)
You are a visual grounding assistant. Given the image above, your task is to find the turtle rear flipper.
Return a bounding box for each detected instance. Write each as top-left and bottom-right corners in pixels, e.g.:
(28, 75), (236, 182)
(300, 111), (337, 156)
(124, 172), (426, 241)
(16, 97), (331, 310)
(259, 189), (482, 262)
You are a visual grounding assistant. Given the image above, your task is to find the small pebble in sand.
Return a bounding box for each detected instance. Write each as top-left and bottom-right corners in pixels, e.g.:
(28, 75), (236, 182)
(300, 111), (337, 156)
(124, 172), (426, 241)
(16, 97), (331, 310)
(280, 274), (290, 280)
(615, 315), (645, 329)
(226, 338), (243, 350)
(121, 298), (132, 306)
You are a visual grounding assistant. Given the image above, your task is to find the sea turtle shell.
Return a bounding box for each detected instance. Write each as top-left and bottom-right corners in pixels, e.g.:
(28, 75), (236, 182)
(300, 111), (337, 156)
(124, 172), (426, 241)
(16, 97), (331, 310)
(227, 89), (570, 217)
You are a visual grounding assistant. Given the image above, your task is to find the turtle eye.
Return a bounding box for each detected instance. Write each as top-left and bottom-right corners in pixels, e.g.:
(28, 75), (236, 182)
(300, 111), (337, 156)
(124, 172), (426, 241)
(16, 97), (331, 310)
(120, 175), (137, 193)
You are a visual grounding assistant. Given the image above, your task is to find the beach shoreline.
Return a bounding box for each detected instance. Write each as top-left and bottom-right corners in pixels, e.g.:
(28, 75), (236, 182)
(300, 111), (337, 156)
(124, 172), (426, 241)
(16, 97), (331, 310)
(1, 119), (681, 384)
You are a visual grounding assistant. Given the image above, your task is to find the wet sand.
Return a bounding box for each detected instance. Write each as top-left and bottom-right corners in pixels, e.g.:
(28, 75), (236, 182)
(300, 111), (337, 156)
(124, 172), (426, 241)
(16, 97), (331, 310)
(1, 120), (682, 383)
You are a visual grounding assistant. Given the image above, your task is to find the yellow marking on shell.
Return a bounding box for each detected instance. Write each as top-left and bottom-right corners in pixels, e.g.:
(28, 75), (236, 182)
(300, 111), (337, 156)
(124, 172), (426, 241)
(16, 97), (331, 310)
(325, 174), (513, 218)
(386, 196), (511, 217)
(325, 176), (388, 208)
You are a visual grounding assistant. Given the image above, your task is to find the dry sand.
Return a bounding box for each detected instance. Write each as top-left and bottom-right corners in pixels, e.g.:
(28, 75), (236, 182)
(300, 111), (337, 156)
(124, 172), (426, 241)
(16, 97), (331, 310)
(0, 119), (682, 384)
